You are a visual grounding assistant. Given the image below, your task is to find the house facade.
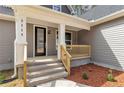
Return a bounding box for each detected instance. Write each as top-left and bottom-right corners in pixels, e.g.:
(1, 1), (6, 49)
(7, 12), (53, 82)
(0, 5), (124, 86)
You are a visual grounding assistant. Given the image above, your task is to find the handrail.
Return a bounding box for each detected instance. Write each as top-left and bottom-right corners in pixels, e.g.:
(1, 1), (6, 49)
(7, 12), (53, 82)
(60, 45), (72, 75)
(66, 45), (91, 57)
(66, 45), (90, 47)
(23, 61), (27, 87)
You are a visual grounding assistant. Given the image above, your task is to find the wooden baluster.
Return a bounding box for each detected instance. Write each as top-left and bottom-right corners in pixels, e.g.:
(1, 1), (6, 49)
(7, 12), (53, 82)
(24, 61), (27, 87)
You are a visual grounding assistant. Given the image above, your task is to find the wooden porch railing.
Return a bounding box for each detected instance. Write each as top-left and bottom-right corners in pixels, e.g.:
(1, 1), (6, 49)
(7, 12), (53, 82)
(66, 45), (91, 58)
(23, 61), (27, 87)
(60, 45), (72, 75)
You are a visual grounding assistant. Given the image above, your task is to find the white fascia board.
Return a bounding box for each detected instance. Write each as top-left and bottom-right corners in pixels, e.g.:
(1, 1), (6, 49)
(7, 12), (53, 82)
(10, 5), (90, 30)
(0, 13), (14, 21)
(32, 6), (89, 23)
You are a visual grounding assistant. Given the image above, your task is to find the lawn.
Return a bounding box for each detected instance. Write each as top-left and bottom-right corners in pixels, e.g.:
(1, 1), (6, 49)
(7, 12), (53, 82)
(67, 63), (124, 87)
(0, 79), (24, 87)
(0, 70), (24, 87)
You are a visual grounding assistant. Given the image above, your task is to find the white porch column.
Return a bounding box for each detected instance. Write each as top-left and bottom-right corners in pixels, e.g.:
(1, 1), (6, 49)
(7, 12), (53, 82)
(14, 15), (27, 67)
(58, 24), (66, 59)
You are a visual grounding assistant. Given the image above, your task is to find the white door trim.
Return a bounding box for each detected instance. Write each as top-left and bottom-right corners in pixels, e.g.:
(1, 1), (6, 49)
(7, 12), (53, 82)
(33, 25), (48, 57)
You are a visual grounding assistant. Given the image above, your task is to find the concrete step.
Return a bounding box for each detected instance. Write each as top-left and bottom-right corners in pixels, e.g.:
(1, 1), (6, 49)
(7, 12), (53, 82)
(28, 63), (63, 72)
(27, 60), (61, 66)
(27, 67), (65, 79)
(27, 71), (68, 87)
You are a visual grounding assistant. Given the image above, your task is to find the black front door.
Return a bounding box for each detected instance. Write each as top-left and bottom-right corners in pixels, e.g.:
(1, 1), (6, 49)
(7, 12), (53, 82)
(35, 27), (46, 56)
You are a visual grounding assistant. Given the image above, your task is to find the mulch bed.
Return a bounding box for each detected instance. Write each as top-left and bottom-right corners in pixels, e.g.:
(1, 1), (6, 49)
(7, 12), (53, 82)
(67, 63), (124, 87)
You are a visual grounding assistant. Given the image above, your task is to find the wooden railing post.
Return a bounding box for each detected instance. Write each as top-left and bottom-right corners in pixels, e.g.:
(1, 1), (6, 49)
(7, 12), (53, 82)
(60, 45), (71, 75)
(24, 61), (27, 87)
(60, 45), (91, 76)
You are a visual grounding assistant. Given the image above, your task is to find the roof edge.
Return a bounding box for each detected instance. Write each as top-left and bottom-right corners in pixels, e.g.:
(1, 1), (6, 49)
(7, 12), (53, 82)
(1, 6), (124, 29)
(90, 9), (124, 26)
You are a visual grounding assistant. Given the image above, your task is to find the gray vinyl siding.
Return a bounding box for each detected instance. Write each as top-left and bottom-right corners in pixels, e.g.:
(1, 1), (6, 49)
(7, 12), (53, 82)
(47, 27), (57, 55)
(79, 17), (124, 71)
(27, 24), (33, 57)
(42, 5), (71, 14)
(0, 19), (15, 71)
(0, 6), (14, 16)
(27, 24), (78, 57)
(61, 5), (71, 14)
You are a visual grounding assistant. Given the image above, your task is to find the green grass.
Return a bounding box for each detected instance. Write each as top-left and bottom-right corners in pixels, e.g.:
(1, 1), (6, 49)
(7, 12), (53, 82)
(107, 70), (116, 82)
(0, 72), (5, 84)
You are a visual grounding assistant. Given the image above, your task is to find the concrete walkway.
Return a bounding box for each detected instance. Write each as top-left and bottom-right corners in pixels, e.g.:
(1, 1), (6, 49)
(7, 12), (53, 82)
(37, 78), (89, 87)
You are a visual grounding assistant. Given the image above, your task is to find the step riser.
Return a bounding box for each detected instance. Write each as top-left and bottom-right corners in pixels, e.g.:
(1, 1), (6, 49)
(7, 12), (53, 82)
(27, 69), (65, 79)
(28, 74), (67, 87)
(28, 64), (63, 72)
(26, 60), (67, 87)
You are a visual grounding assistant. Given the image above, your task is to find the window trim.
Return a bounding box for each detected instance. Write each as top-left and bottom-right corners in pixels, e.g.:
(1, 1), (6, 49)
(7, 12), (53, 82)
(52, 5), (62, 12)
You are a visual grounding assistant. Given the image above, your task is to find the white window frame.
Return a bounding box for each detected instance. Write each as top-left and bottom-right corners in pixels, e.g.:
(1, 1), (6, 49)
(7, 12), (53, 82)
(52, 5), (62, 12)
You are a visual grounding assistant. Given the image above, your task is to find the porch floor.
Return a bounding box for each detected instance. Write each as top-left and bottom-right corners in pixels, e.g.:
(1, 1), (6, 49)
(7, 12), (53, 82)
(27, 56), (58, 63)
(27, 54), (90, 63)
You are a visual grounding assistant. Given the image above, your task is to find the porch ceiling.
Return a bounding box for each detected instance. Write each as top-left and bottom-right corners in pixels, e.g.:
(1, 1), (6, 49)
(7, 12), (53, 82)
(11, 5), (90, 30)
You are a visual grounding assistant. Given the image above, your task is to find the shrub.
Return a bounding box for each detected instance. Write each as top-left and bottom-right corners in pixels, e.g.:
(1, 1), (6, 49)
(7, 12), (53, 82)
(82, 72), (89, 80)
(107, 69), (116, 82)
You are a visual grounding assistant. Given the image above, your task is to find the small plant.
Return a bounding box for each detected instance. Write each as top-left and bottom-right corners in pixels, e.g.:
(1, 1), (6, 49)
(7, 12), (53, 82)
(107, 69), (116, 82)
(82, 72), (89, 80)
(0, 72), (5, 84)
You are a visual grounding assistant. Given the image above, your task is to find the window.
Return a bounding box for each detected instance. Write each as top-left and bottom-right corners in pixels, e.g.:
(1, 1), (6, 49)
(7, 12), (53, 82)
(53, 5), (61, 12)
(56, 31), (72, 50)
(65, 32), (72, 45)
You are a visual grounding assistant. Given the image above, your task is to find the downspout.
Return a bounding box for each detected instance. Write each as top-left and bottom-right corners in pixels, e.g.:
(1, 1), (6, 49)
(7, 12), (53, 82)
(2, 5), (17, 78)
(11, 41), (17, 78)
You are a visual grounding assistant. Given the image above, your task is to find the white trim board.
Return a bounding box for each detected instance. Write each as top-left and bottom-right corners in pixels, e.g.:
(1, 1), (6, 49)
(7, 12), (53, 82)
(33, 25), (48, 58)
